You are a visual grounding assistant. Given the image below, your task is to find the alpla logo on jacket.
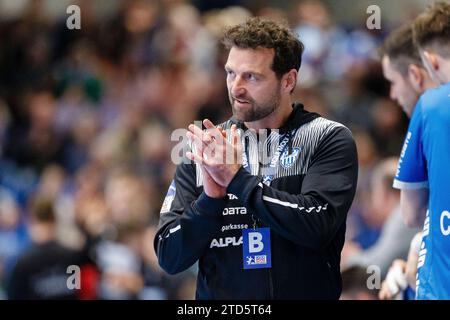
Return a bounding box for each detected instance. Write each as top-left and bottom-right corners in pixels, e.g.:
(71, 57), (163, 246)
(280, 147), (301, 169)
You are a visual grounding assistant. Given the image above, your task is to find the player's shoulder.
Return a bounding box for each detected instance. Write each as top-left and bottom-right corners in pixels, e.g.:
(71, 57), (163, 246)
(419, 82), (450, 114)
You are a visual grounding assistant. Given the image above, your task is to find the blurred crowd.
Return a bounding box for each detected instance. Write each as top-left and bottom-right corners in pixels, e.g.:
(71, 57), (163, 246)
(0, 0), (427, 299)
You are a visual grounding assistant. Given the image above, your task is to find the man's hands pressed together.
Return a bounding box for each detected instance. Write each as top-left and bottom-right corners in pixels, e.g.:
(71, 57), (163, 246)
(186, 119), (243, 199)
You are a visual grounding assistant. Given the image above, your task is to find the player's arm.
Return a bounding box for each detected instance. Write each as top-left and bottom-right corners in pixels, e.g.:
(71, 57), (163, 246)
(400, 189), (428, 227)
(393, 99), (428, 228)
(405, 231), (422, 288)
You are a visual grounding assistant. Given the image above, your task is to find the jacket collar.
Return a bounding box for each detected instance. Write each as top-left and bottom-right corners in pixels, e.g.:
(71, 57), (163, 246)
(230, 102), (320, 134)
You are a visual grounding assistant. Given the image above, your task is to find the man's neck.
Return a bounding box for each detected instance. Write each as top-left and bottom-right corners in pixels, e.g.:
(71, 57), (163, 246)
(31, 223), (56, 245)
(423, 76), (436, 91)
(244, 100), (293, 131)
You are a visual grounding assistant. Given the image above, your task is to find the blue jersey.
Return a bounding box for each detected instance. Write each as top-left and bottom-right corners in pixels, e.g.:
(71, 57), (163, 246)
(393, 82), (450, 300)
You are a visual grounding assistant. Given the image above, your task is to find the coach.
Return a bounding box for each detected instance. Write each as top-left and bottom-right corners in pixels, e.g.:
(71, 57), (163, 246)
(154, 17), (358, 299)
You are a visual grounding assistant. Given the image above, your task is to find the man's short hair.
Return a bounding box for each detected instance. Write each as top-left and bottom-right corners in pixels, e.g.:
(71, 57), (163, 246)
(30, 197), (55, 223)
(222, 17), (305, 78)
(341, 266), (379, 299)
(412, 1), (450, 57)
(379, 24), (422, 76)
(371, 157), (400, 195)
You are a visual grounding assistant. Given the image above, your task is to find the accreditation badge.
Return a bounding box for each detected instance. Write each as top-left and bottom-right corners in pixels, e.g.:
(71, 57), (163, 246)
(242, 228), (272, 269)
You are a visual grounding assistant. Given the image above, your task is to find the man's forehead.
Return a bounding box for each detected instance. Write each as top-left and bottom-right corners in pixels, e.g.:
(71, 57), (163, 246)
(225, 46), (275, 71)
(382, 55), (400, 77)
(381, 55), (391, 69)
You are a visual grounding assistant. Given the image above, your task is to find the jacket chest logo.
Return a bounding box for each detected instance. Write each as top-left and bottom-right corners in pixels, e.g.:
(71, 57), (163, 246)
(280, 147), (301, 169)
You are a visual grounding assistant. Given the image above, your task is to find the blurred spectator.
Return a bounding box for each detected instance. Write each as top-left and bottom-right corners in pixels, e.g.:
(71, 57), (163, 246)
(0, 188), (31, 293)
(369, 98), (407, 157)
(139, 224), (196, 300)
(344, 129), (379, 250)
(340, 266), (379, 300)
(343, 158), (421, 278)
(7, 197), (97, 299)
(0, 100), (10, 152)
(104, 168), (151, 226)
(96, 223), (145, 300)
(3, 89), (65, 173)
(293, 0), (346, 87)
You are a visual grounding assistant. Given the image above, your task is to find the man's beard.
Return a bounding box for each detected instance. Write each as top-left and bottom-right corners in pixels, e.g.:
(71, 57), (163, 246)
(229, 90), (280, 123)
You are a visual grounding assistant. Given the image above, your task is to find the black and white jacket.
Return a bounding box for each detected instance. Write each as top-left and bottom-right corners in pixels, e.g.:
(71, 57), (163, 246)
(154, 103), (358, 299)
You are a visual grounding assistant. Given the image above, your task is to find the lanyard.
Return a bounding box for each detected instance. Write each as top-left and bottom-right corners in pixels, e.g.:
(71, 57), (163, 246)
(242, 130), (295, 186)
(242, 130), (294, 229)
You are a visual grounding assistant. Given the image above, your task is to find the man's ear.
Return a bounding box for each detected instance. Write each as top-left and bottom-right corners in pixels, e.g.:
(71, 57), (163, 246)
(407, 64), (423, 93)
(282, 69), (298, 94)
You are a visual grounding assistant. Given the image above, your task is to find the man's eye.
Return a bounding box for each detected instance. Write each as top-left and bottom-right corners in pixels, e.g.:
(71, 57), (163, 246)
(226, 70), (234, 76)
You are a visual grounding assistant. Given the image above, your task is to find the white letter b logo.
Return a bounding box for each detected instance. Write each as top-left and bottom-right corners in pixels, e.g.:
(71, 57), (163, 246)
(249, 232), (264, 253)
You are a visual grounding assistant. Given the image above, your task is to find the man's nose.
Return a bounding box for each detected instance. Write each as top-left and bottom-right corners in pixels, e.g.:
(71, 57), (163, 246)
(231, 76), (246, 97)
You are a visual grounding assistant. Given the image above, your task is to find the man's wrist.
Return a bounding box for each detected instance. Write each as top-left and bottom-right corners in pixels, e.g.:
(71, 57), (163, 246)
(194, 192), (227, 217)
(225, 164), (243, 187)
(227, 166), (261, 204)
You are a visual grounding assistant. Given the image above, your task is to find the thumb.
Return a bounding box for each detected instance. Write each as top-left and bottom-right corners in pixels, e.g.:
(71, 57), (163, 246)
(231, 125), (243, 163)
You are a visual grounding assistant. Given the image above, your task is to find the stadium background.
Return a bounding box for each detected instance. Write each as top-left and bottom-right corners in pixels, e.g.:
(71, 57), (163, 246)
(0, 0), (431, 299)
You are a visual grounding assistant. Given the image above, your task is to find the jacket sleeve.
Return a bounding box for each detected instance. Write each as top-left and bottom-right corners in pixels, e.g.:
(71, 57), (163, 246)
(154, 162), (226, 275)
(227, 126), (358, 250)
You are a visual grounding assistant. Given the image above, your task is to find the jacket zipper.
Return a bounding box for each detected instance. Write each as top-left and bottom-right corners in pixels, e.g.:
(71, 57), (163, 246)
(253, 216), (274, 299)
